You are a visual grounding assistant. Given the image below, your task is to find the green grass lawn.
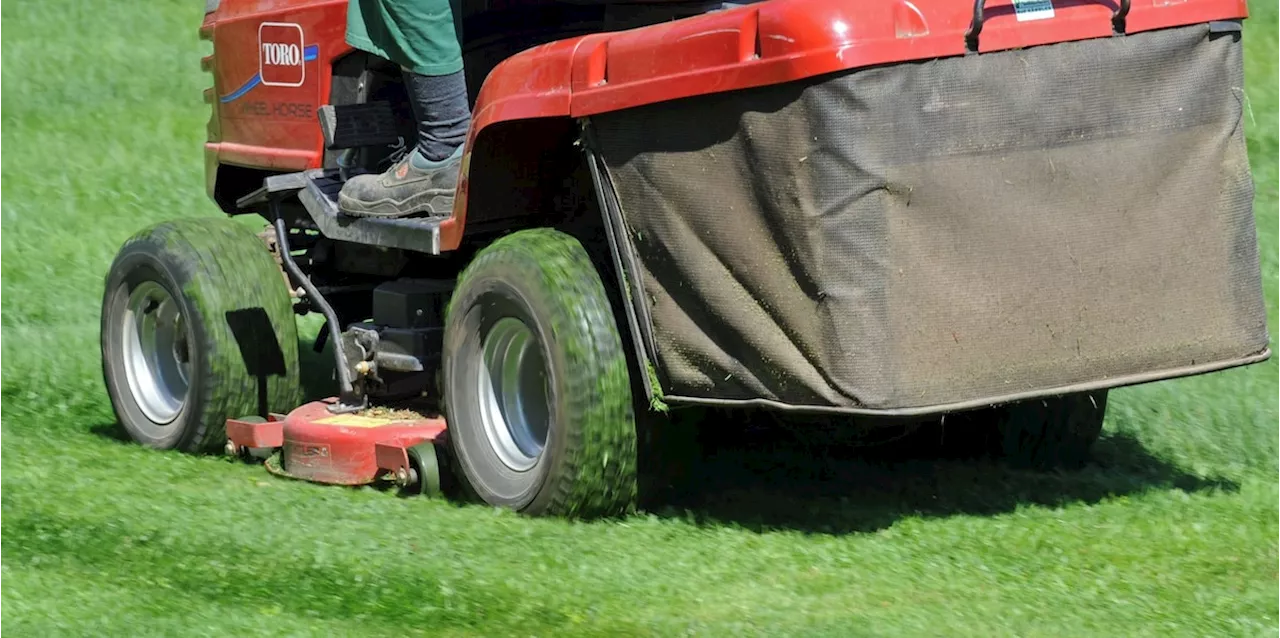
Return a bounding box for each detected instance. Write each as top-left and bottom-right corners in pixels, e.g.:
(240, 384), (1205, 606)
(2, 1), (1277, 635)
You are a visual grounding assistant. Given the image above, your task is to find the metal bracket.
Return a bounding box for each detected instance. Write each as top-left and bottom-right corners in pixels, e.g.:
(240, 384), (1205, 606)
(375, 439), (443, 496)
(270, 210), (367, 412)
(235, 171), (311, 210)
(580, 119), (665, 403)
(224, 414), (286, 456)
(297, 169), (443, 255)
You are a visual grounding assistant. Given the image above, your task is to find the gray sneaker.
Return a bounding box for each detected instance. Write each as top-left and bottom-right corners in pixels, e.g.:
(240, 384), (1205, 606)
(337, 148), (460, 218)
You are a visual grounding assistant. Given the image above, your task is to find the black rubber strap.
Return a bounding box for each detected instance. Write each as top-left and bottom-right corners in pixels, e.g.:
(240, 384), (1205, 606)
(966, 0), (1131, 52)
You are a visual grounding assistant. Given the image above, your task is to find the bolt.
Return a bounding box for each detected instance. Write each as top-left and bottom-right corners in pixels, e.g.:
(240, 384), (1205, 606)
(355, 361), (373, 376)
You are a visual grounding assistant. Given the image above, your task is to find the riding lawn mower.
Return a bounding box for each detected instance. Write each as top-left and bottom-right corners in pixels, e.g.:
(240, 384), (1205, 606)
(101, 0), (1270, 517)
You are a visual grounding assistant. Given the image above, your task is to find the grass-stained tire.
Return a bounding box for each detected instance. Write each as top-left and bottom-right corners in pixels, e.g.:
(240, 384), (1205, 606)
(101, 218), (302, 453)
(993, 391), (1108, 470)
(443, 229), (637, 517)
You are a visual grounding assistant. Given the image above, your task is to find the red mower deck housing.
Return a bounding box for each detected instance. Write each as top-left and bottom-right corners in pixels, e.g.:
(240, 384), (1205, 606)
(226, 401), (447, 487)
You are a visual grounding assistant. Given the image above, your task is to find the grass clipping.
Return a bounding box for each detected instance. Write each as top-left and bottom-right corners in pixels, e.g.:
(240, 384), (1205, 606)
(357, 405), (434, 421)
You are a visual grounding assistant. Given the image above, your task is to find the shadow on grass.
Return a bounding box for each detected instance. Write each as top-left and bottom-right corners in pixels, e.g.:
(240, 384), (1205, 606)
(89, 421), (134, 444)
(647, 413), (1238, 535)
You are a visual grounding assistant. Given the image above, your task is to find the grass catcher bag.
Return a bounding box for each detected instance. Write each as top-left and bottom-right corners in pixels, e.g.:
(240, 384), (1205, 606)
(593, 23), (1269, 412)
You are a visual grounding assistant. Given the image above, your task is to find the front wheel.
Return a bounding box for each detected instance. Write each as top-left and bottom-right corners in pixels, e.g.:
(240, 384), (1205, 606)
(443, 229), (637, 517)
(101, 218), (303, 452)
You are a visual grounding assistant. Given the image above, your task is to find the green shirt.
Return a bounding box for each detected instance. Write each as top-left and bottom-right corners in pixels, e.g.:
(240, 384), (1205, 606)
(346, 0), (463, 76)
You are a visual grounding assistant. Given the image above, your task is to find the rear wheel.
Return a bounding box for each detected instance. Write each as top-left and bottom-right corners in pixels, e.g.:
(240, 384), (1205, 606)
(101, 218), (303, 452)
(986, 391), (1108, 469)
(443, 229), (637, 517)
(957, 389), (1116, 468)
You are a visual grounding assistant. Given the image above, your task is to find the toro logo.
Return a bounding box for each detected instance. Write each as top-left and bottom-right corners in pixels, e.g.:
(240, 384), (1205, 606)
(258, 22), (305, 87)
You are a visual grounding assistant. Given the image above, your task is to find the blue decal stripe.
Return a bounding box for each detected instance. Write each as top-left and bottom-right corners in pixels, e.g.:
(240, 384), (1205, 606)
(220, 74), (261, 103)
(218, 44), (319, 103)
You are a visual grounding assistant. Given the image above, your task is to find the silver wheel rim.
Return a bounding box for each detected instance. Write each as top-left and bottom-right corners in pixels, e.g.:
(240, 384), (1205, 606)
(476, 317), (550, 471)
(121, 282), (192, 425)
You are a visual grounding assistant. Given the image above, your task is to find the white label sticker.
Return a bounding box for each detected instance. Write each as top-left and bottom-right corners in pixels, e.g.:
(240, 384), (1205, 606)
(1012, 0), (1055, 22)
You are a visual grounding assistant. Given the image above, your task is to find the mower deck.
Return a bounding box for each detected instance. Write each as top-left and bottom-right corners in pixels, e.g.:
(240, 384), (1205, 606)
(226, 399), (447, 494)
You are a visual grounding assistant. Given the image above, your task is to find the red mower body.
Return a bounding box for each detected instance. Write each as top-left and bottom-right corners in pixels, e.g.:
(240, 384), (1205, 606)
(199, 0), (1250, 251)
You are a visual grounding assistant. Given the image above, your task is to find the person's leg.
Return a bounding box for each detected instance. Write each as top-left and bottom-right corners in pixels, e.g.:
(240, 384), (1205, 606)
(339, 0), (472, 218)
(403, 69), (469, 162)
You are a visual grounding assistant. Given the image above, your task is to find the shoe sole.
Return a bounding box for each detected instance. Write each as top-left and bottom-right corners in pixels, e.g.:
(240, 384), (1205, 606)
(338, 189), (453, 219)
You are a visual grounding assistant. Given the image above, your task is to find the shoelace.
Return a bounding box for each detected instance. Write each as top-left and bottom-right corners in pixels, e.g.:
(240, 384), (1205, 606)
(379, 137), (410, 172)
(336, 136), (409, 180)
